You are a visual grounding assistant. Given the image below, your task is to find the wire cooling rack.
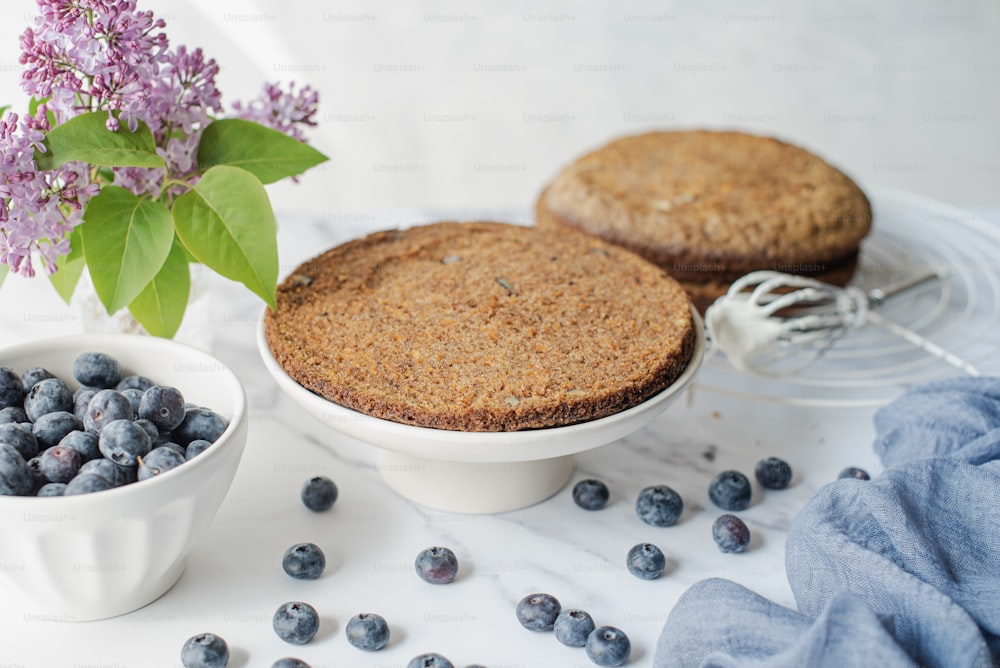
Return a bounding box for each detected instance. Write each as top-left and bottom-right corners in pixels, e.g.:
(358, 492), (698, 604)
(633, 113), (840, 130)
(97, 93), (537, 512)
(694, 186), (1000, 407)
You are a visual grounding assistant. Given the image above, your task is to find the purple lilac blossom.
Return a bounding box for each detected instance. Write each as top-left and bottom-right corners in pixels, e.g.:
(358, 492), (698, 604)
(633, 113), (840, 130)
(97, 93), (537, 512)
(232, 82), (319, 142)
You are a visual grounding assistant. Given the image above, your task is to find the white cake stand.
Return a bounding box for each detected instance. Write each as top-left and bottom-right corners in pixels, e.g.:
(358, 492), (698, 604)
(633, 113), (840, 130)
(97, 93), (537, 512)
(257, 310), (704, 513)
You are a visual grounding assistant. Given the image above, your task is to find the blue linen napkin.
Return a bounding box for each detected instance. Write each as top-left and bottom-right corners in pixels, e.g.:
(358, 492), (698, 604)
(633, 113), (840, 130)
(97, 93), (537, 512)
(654, 377), (1000, 668)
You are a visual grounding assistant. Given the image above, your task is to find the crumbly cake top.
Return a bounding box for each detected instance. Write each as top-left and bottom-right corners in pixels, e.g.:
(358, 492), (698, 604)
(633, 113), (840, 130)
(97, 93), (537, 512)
(539, 130), (872, 274)
(265, 221), (696, 431)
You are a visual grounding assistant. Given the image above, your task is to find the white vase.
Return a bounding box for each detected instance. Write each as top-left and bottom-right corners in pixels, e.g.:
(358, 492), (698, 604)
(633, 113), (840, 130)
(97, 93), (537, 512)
(72, 264), (215, 352)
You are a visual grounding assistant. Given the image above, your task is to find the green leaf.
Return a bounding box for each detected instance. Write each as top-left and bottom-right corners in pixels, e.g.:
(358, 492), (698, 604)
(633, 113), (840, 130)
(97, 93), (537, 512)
(128, 238), (190, 338)
(172, 165), (277, 308)
(81, 187), (175, 313)
(197, 118), (327, 184)
(49, 226), (87, 303)
(35, 111), (165, 170)
(0, 105), (9, 118)
(0, 263), (8, 289)
(27, 97), (55, 127)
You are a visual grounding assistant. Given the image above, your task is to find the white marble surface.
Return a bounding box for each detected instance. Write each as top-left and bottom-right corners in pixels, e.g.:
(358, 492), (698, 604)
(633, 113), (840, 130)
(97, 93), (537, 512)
(6, 204), (996, 667)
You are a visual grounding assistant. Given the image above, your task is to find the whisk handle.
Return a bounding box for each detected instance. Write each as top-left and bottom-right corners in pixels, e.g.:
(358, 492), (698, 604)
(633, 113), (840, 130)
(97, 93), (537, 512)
(866, 310), (980, 376)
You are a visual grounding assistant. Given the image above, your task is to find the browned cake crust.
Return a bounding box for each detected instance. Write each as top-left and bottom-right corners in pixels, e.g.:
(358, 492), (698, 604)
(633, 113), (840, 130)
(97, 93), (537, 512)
(536, 130), (872, 309)
(265, 222), (696, 432)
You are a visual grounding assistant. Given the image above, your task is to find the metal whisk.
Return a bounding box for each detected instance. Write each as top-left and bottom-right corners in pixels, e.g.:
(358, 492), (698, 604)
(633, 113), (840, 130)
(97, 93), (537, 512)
(704, 270), (980, 377)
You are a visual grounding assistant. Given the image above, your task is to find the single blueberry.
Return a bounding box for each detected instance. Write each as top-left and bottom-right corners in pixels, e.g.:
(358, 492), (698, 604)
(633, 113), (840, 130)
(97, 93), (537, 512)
(39, 445), (82, 484)
(133, 418), (159, 442)
(755, 457), (793, 490)
(0, 367), (24, 408)
(159, 442), (186, 459)
(185, 439), (212, 460)
(586, 626), (631, 667)
(83, 389), (133, 433)
(32, 411), (83, 448)
(98, 419), (151, 466)
(0, 422), (40, 459)
(73, 387), (98, 422)
(627, 542), (667, 580)
(139, 385), (187, 431)
(839, 466), (871, 481)
(115, 375), (153, 392)
(636, 484), (684, 527)
(708, 470), (752, 511)
(345, 612), (390, 651)
(79, 458), (135, 487)
(37, 482), (67, 497)
(59, 430), (101, 462)
(414, 546), (459, 584)
(712, 514), (751, 553)
(406, 654), (454, 668)
(515, 592), (561, 631)
(271, 660), (310, 668)
(0, 406), (28, 424)
(121, 388), (144, 417)
(137, 446), (186, 481)
(26, 456), (46, 490)
(180, 632), (229, 668)
(172, 407), (227, 446)
(64, 472), (117, 495)
(24, 378), (72, 422)
(20, 367), (54, 391)
(0, 443), (34, 496)
(301, 475), (337, 511)
(72, 352), (122, 389)
(553, 609), (596, 647)
(282, 543), (326, 580)
(572, 478), (610, 510)
(272, 601), (320, 645)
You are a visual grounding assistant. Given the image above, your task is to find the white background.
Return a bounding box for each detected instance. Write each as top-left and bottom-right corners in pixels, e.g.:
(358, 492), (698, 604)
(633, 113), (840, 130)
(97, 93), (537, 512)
(1, 0), (998, 216)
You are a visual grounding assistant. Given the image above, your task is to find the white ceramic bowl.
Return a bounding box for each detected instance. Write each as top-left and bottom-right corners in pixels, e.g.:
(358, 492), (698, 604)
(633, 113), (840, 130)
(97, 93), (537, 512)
(0, 334), (248, 621)
(258, 310), (704, 513)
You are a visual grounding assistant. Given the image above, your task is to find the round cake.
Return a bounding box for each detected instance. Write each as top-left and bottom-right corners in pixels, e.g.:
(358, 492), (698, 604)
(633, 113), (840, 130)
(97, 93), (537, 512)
(264, 221), (696, 431)
(535, 130), (873, 311)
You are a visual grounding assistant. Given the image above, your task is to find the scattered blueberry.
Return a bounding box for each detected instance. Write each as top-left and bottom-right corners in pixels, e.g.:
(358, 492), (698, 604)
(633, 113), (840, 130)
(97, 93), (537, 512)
(116, 375), (153, 392)
(755, 457), (793, 490)
(73, 387), (98, 422)
(180, 631), (229, 668)
(24, 378), (72, 422)
(406, 654), (454, 668)
(79, 458), (135, 487)
(345, 612), (390, 651)
(121, 388), (144, 417)
(72, 352), (121, 389)
(32, 411), (83, 448)
(98, 419), (151, 466)
(712, 514), (751, 553)
(414, 546), (459, 584)
(83, 389), (133, 433)
(0, 422), (39, 459)
(185, 439), (212, 460)
(39, 445), (82, 483)
(839, 466), (870, 481)
(516, 592), (561, 631)
(272, 601), (320, 645)
(20, 367), (54, 391)
(627, 542), (666, 580)
(282, 543), (326, 580)
(301, 475), (337, 512)
(139, 385), (187, 431)
(0, 367), (24, 408)
(270, 660), (310, 668)
(708, 470), (752, 511)
(572, 478), (610, 510)
(37, 482), (67, 496)
(586, 626), (631, 667)
(59, 430), (101, 462)
(0, 443), (34, 495)
(0, 406), (28, 424)
(554, 609), (596, 647)
(172, 407), (227, 446)
(636, 484), (684, 527)
(63, 472), (117, 496)
(137, 446), (186, 481)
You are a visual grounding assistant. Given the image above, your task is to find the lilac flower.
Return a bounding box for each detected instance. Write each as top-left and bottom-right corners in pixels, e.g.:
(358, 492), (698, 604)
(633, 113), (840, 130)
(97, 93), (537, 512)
(232, 82), (319, 142)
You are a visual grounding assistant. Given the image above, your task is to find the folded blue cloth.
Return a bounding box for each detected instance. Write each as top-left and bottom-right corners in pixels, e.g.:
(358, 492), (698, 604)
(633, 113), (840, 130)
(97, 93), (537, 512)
(655, 377), (1000, 668)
